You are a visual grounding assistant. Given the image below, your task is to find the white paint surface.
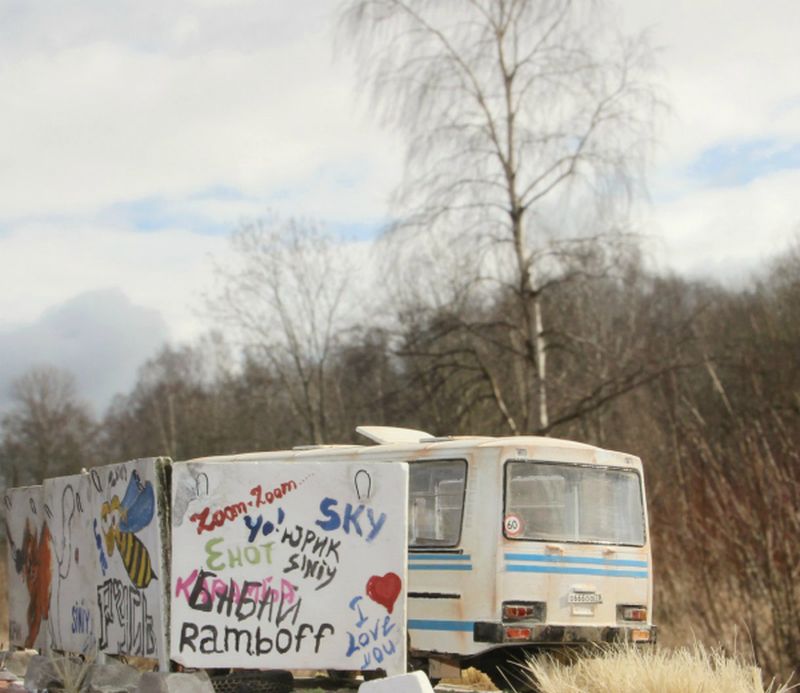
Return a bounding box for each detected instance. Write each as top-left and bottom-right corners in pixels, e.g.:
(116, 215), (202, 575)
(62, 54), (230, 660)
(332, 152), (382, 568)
(2, 485), (49, 650)
(43, 473), (97, 653)
(170, 460), (408, 674)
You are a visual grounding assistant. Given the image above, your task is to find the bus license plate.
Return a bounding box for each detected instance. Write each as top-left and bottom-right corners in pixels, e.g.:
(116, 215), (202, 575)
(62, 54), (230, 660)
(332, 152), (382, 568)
(569, 592), (602, 604)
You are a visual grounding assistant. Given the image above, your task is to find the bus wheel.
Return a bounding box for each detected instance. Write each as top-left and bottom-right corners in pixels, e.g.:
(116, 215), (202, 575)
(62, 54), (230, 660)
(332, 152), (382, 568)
(407, 657), (439, 685)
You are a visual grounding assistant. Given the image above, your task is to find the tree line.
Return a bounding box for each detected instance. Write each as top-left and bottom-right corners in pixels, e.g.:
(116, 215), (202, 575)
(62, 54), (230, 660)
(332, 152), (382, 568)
(2, 239), (798, 677)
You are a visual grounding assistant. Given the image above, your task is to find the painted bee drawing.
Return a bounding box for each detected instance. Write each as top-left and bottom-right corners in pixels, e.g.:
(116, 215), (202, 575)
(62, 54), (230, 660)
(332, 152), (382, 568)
(100, 471), (157, 589)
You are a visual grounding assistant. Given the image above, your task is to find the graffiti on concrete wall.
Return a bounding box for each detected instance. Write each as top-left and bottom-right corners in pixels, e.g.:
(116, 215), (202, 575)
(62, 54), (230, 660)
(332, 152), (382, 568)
(43, 473), (97, 654)
(89, 458), (168, 661)
(3, 455), (406, 675)
(170, 460), (408, 675)
(3, 486), (51, 650)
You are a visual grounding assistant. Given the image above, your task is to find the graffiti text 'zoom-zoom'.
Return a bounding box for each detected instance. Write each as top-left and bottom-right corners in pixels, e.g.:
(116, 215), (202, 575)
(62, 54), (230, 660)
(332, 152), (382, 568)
(189, 480), (297, 535)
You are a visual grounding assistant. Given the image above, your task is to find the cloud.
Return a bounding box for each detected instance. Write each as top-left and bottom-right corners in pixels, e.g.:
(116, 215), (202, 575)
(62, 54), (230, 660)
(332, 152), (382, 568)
(0, 0), (401, 375)
(625, 0), (800, 166)
(0, 222), (229, 342)
(0, 1), (401, 225)
(619, 0), (800, 277)
(1, 0), (798, 423)
(686, 139), (800, 188)
(647, 168), (800, 282)
(0, 289), (168, 415)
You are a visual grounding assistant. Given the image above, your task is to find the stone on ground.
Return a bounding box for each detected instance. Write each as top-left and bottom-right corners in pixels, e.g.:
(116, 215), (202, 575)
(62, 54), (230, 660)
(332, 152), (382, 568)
(359, 671), (434, 693)
(137, 670), (215, 693)
(87, 658), (142, 692)
(23, 654), (62, 691)
(3, 650), (36, 678)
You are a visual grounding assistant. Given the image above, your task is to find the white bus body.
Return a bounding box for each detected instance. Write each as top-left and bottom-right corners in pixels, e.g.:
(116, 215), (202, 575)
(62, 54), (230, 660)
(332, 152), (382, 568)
(188, 426), (654, 674)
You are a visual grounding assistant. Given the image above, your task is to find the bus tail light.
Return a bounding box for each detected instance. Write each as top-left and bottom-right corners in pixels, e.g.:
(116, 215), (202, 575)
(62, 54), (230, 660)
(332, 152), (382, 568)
(502, 601), (545, 622)
(618, 605), (648, 622)
(504, 626), (533, 641)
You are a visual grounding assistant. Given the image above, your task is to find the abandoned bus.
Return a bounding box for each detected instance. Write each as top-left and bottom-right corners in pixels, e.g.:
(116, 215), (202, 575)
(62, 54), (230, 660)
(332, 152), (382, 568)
(362, 427), (654, 678)
(199, 425), (655, 678)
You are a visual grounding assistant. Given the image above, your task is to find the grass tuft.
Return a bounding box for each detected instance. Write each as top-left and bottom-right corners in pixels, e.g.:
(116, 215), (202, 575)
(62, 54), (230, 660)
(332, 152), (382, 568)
(523, 643), (797, 693)
(47, 652), (96, 693)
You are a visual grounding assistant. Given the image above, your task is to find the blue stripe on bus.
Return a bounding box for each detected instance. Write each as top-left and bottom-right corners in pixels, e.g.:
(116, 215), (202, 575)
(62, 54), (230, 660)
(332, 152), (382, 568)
(506, 564), (648, 578)
(409, 554), (472, 561)
(504, 553), (648, 567)
(408, 619), (474, 632)
(409, 564), (473, 571)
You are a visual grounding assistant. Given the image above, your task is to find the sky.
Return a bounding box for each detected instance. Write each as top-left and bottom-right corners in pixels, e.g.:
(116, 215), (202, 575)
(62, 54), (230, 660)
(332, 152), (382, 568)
(1, 0), (799, 416)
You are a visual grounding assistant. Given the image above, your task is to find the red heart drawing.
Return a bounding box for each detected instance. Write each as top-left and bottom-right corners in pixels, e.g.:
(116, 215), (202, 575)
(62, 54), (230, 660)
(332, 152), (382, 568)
(366, 572), (402, 614)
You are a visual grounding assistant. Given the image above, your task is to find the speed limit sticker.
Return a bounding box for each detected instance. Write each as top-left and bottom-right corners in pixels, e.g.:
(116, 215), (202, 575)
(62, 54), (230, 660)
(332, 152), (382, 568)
(504, 514), (523, 536)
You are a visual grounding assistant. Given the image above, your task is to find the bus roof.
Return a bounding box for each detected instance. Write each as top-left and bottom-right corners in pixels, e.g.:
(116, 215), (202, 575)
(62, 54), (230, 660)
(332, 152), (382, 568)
(181, 426), (638, 467)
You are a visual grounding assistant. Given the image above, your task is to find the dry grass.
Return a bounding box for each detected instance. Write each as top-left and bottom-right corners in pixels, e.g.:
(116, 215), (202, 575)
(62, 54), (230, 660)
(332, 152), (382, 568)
(461, 667), (499, 689)
(47, 653), (96, 693)
(441, 666), (500, 691)
(524, 643), (797, 693)
(118, 654), (160, 672)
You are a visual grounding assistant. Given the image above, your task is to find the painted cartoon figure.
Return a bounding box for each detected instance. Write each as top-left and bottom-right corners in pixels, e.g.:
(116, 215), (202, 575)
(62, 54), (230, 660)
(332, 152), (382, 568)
(100, 470), (157, 589)
(7, 519), (52, 648)
(48, 484), (76, 646)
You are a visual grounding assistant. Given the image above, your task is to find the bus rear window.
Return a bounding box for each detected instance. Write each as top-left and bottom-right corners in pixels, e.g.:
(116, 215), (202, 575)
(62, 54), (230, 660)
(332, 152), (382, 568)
(505, 461), (645, 546)
(409, 460), (466, 547)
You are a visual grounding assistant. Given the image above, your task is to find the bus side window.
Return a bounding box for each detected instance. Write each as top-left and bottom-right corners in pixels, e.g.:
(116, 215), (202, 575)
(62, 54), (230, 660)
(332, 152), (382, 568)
(408, 460), (467, 547)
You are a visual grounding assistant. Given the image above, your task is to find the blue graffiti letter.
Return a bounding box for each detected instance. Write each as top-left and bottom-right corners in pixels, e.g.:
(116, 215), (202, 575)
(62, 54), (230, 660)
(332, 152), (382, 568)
(366, 508), (387, 543)
(315, 497), (341, 532)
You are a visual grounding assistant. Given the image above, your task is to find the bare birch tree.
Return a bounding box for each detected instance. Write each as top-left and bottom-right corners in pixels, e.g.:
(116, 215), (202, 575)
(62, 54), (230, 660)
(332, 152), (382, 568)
(343, 0), (661, 432)
(211, 216), (352, 444)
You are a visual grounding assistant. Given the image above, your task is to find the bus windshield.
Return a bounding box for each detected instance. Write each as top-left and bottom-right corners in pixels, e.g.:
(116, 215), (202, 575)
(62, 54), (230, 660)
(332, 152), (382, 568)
(504, 461), (645, 546)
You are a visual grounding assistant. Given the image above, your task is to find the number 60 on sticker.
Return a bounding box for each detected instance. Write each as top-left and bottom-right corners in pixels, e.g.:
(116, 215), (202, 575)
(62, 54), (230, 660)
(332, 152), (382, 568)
(504, 514), (522, 536)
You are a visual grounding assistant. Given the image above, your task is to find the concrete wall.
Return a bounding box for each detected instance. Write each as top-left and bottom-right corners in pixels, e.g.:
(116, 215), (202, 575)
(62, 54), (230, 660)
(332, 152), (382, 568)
(170, 459), (408, 675)
(3, 456), (408, 676)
